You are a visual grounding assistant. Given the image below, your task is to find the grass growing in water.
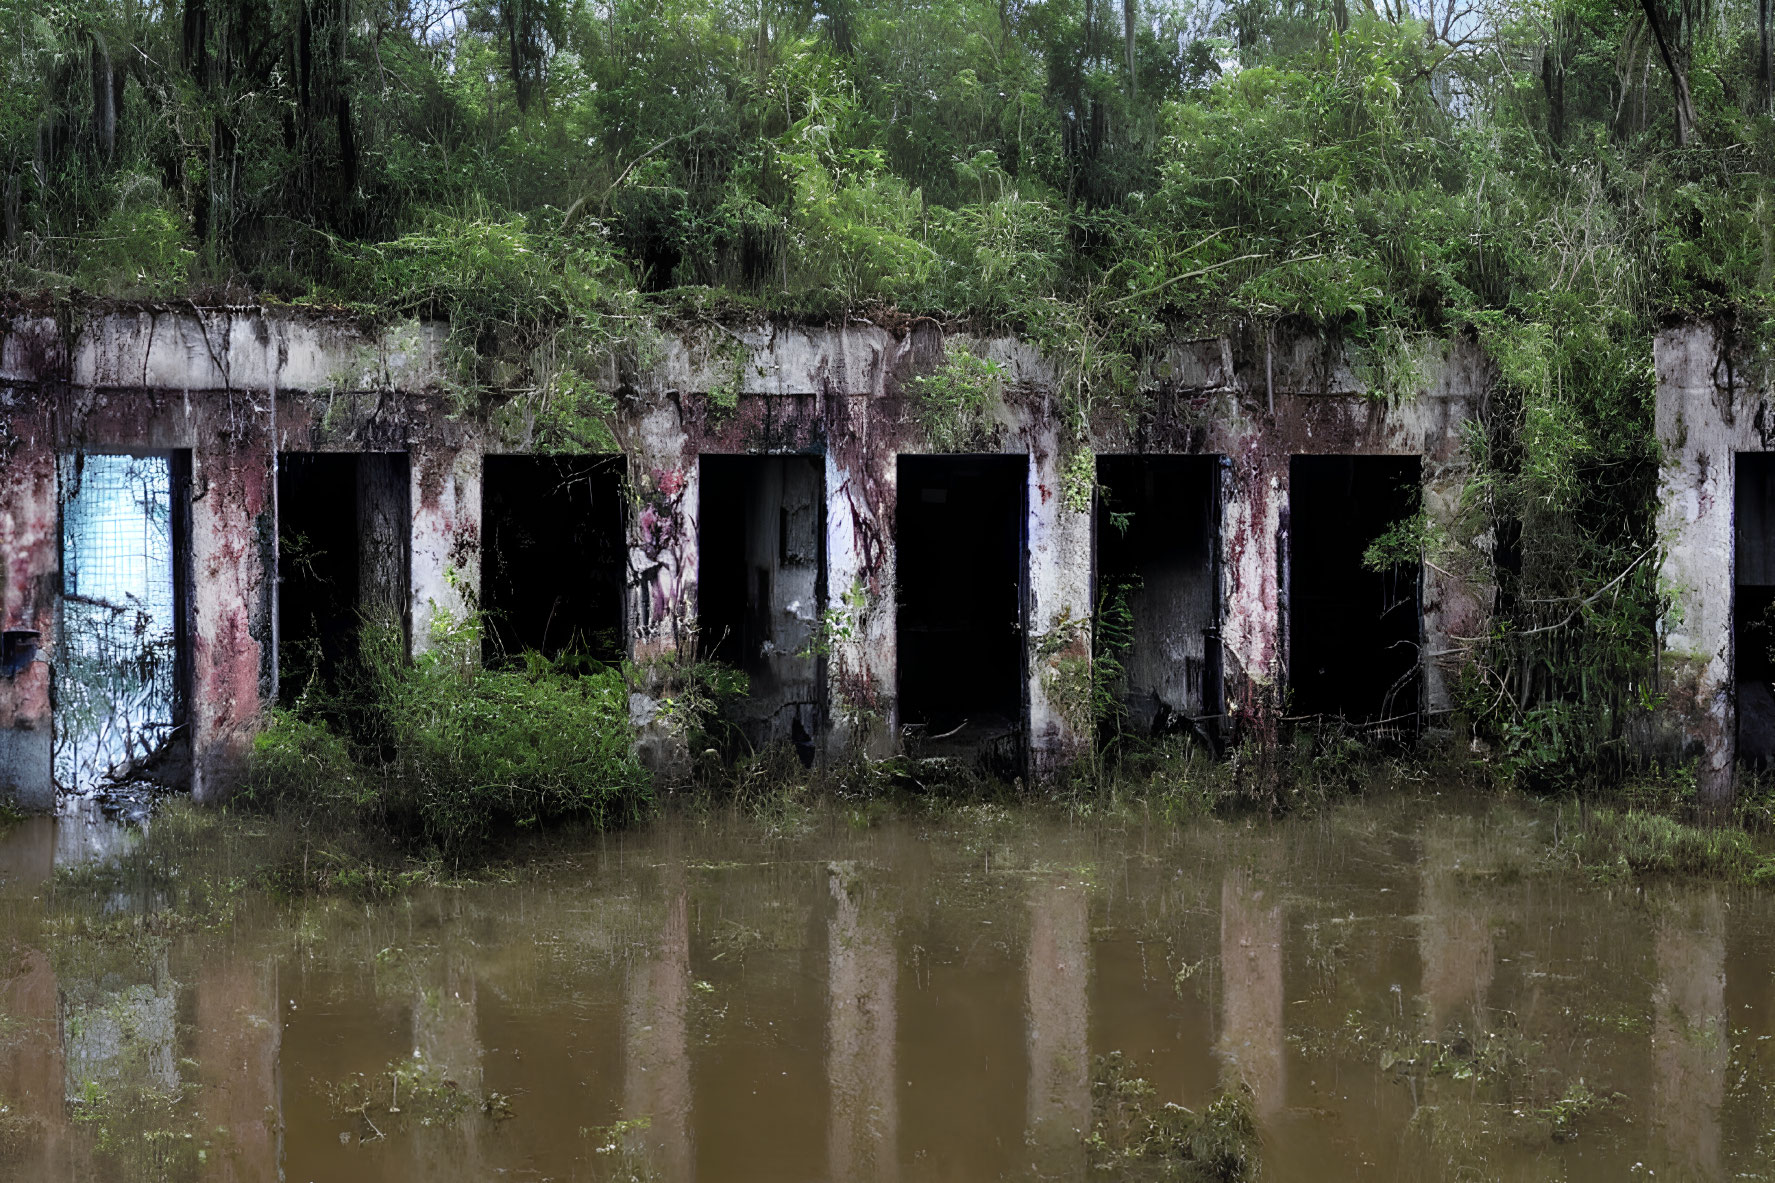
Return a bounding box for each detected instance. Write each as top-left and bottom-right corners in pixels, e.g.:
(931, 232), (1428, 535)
(1089, 1052), (1260, 1181)
(1561, 805), (1775, 884)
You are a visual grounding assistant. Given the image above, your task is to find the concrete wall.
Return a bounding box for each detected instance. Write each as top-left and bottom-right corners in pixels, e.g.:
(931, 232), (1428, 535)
(0, 306), (1494, 805)
(1654, 322), (1770, 804)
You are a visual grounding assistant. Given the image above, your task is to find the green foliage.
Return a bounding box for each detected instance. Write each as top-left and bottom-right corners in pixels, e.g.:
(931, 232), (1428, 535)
(72, 188), (193, 298)
(798, 580), (868, 660)
(1361, 508), (1435, 572)
(249, 621), (650, 858)
(1564, 804), (1775, 883)
(248, 710), (369, 815)
(907, 346), (1004, 450)
(1089, 1052), (1261, 1181)
(378, 652), (649, 848)
(330, 1058), (478, 1134)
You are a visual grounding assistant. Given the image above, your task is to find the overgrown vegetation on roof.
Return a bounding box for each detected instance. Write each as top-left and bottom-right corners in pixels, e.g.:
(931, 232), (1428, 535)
(6, 0), (1774, 792)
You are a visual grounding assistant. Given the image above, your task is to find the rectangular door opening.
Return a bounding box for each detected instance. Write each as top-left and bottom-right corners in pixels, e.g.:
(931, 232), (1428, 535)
(1736, 454), (1775, 767)
(896, 454), (1027, 764)
(1096, 455), (1222, 751)
(483, 455), (627, 668)
(698, 455), (825, 755)
(1288, 455), (1422, 731)
(277, 452), (410, 703)
(56, 451), (190, 794)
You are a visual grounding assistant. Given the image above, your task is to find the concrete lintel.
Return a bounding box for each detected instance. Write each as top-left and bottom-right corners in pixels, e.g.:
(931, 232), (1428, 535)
(0, 309), (446, 394)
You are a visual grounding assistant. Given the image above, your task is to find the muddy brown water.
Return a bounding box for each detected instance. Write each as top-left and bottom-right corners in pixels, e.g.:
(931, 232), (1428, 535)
(1, 796), (1772, 1181)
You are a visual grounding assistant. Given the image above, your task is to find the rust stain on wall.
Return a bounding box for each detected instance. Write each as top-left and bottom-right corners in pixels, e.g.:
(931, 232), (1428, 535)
(0, 308), (1502, 804)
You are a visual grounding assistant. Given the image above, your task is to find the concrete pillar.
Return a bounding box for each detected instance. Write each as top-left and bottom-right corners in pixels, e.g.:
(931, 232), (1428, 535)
(194, 954), (282, 1182)
(410, 951), (484, 1179)
(190, 422), (275, 804)
(827, 862), (897, 1183)
(1418, 822), (1493, 1033)
(1218, 867), (1284, 1118)
(824, 397), (896, 759)
(1410, 338), (1488, 726)
(627, 401), (696, 663)
(1651, 890), (1726, 1175)
(409, 436), (482, 660)
(624, 863), (694, 1178)
(1420, 466), (1480, 724)
(0, 397), (57, 810)
(1655, 324), (1739, 806)
(0, 945), (67, 1176)
(1025, 430), (1095, 778)
(623, 399), (698, 778)
(1219, 440), (1286, 737)
(1025, 874), (1090, 1174)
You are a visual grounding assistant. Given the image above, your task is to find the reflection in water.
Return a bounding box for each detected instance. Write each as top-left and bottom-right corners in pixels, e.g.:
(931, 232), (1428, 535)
(1218, 867), (1283, 1117)
(827, 861), (898, 1183)
(1652, 890), (1726, 1176)
(625, 859), (694, 1179)
(1025, 874), (1089, 1176)
(53, 796), (140, 869)
(62, 957), (179, 1100)
(0, 945), (63, 1176)
(194, 955), (282, 1183)
(0, 816), (54, 894)
(411, 947), (484, 1178)
(1418, 823), (1494, 1033)
(5, 799), (1774, 1181)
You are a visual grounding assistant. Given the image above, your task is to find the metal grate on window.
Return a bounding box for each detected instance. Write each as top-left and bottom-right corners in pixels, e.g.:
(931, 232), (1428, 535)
(55, 453), (179, 794)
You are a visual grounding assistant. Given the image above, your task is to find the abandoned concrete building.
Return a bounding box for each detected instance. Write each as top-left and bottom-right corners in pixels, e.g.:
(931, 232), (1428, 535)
(0, 308), (1753, 808)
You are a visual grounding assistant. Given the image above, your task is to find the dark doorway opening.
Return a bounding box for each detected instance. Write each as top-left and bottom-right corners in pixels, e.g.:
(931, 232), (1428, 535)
(482, 455), (627, 667)
(277, 453), (410, 703)
(1288, 455), (1421, 729)
(1736, 454), (1775, 766)
(698, 455), (825, 752)
(896, 455), (1026, 761)
(1096, 456), (1222, 747)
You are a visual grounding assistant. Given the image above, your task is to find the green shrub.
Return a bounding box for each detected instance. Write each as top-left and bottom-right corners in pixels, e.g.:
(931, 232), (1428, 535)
(378, 654), (650, 850)
(73, 195), (193, 298)
(248, 630), (649, 858)
(247, 709), (372, 816)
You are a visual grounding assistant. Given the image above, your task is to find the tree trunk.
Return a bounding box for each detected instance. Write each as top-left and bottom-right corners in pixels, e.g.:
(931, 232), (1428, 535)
(1639, 0), (1698, 145)
(1542, 41), (1566, 146)
(1123, 0), (1136, 99)
(1759, 0), (1772, 115)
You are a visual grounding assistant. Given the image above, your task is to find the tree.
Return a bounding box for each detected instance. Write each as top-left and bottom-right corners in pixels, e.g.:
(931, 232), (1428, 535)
(1635, 0), (1698, 144)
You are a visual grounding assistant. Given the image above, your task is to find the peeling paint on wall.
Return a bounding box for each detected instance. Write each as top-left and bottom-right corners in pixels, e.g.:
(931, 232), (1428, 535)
(0, 308), (1498, 805)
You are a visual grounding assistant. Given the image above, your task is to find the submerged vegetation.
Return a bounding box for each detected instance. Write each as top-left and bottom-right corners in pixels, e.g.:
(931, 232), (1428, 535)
(1090, 1052), (1262, 1181)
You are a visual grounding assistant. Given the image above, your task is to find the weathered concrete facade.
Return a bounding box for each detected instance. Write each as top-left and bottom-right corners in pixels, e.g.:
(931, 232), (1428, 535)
(1655, 322), (1775, 802)
(0, 306), (1492, 806)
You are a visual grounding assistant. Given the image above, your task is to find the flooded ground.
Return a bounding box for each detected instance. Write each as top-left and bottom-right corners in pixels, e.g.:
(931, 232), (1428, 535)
(1, 794), (1772, 1181)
